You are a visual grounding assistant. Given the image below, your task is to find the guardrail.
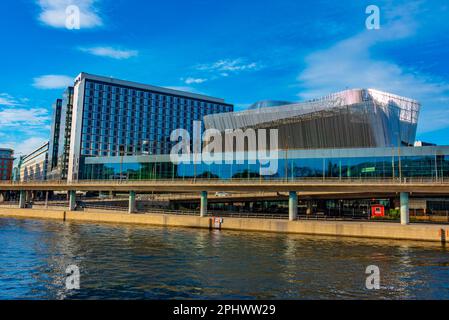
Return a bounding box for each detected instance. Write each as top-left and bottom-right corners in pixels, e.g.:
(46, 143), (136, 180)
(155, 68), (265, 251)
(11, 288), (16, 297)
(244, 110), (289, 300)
(83, 204), (200, 216)
(0, 177), (447, 186)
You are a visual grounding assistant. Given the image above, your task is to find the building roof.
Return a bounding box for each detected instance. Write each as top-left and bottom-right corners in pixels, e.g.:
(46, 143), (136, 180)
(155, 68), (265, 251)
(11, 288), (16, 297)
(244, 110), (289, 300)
(75, 72), (232, 105)
(22, 142), (49, 162)
(204, 88), (421, 131)
(247, 100), (294, 110)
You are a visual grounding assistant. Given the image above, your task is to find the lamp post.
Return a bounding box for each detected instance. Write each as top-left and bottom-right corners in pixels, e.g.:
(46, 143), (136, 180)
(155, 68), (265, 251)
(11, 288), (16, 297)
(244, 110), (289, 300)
(396, 131), (402, 182)
(398, 141), (402, 182)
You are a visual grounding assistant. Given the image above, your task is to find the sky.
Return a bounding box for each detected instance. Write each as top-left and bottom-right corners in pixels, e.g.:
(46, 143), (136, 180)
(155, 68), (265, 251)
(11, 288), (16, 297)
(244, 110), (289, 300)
(0, 0), (448, 155)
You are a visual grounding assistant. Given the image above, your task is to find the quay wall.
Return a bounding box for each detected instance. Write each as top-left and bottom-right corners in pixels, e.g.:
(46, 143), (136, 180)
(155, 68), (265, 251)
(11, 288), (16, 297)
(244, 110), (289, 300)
(0, 208), (447, 242)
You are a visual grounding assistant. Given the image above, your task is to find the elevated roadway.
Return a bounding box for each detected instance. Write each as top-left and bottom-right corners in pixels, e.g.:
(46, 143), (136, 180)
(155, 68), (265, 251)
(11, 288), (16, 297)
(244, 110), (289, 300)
(1, 178), (449, 193)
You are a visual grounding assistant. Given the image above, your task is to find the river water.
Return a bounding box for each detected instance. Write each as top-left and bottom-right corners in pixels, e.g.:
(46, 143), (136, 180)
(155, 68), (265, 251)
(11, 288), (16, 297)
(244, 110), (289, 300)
(0, 217), (448, 300)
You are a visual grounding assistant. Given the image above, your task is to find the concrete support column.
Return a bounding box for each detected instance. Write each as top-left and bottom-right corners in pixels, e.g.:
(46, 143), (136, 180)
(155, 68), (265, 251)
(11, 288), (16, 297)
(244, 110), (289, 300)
(200, 191), (208, 217)
(400, 192), (410, 225)
(19, 190), (26, 209)
(289, 191), (298, 221)
(69, 190), (76, 211)
(45, 191), (49, 209)
(129, 191), (136, 214)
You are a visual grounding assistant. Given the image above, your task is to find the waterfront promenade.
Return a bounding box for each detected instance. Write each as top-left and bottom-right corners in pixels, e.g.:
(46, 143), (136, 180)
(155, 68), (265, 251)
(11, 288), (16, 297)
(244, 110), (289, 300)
(2, 178), (449, 226)
(0, 207), (447, 243)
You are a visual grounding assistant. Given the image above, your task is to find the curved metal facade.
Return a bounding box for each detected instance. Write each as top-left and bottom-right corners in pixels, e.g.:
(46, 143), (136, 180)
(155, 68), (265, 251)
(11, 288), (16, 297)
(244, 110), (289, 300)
(247, 100), (293, 110)
(204, 89), (420, 149)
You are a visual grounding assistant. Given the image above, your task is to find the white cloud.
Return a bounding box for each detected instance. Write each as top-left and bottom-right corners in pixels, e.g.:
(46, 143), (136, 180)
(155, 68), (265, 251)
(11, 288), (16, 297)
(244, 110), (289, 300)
(183, 77), (208, 85)
(33, 75), (73, 89)
(10, 137), (49, 156)
(197, 58), (260, 74)
(0, 93), (20, 106)
(297, 8), (449, 134)
(79, 46), (139, 59)
(0, 108), (51, 126)
(184, 58), (260, 84)
(0, 106), (51, 155)
(0, 92), (52, 156)
(37, 0), (102, 29)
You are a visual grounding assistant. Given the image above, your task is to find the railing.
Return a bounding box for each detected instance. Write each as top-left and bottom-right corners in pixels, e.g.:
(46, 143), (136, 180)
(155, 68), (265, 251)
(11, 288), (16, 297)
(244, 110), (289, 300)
(3, 200), (449, 224)
(82, 204), (289, 219)
(82, 204), (200, 216)
(205, 212), (287, 219)
(0, 176), (447, 186)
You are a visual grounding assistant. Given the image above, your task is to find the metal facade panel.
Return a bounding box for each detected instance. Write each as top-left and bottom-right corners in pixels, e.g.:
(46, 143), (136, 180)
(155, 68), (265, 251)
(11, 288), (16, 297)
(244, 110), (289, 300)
(204, 89), (421, 149)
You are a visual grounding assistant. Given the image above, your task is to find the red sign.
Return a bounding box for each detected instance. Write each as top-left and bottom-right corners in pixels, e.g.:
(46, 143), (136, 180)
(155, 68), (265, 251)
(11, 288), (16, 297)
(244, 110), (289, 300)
(371, 205), (385, 217)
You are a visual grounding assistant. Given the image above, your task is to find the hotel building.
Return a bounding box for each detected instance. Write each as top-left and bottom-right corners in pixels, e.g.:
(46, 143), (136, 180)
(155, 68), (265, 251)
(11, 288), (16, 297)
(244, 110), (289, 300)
(44, 73), (233, 181)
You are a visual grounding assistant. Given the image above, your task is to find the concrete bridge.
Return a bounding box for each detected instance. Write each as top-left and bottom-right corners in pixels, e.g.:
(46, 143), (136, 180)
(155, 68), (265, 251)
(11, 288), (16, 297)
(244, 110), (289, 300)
(1, 178), (449, 225)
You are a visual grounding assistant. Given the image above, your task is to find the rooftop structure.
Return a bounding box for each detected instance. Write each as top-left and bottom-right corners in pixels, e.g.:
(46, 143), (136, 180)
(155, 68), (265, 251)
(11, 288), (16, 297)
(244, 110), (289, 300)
(204, 88), (421, 149)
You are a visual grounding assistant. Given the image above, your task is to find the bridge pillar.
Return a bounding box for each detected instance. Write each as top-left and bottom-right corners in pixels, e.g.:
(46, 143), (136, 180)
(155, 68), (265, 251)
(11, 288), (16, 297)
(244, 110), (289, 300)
(129, 191), (136, 214)
(289, 191), (298, 221)
(400, 192), (410, 225)
(69, 190), (76, 211)
(45, 191), (49, 209)
(19, 190), (26, 209)
(200, 191), (208, 217)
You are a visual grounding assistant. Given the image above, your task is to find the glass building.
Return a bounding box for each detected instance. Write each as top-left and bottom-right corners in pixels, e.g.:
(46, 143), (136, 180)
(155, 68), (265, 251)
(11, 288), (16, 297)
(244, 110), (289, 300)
(19, 143), (49, 182)
(71, 88), (449, 183)
(47, 98), (62, 178)
(47, 87), (74, 180)
(41, 78), (448, 184)
(78, 146), (449, 181)
(58, 87), (75, 180)
(65, 73), (233, 181)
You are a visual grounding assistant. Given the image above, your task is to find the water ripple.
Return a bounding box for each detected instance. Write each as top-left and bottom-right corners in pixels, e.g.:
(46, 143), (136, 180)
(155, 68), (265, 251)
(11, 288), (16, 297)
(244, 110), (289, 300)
(0, 218), (448, 299)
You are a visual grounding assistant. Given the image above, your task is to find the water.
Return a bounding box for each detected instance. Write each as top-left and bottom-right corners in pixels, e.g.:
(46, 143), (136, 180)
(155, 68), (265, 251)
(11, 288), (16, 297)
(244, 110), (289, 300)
(0, 217), (448, 300)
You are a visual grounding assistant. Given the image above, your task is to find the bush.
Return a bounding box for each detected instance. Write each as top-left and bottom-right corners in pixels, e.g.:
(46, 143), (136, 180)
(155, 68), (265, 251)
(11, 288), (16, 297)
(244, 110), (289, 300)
(388, 209), (400, 219)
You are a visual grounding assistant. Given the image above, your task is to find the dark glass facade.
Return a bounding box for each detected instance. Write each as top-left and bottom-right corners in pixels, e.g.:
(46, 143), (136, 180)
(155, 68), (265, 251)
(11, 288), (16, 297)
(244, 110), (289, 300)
(68, 73), (233, 181)
(58, 87), (74, 180)
(80, 79), (232, 157)
(47, 87), (74, 180)
(47, 98), (62, 176)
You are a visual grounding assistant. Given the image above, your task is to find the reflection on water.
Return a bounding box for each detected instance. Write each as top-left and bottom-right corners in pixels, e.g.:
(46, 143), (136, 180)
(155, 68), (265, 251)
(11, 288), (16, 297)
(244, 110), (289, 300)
(0, 217), (448, 300)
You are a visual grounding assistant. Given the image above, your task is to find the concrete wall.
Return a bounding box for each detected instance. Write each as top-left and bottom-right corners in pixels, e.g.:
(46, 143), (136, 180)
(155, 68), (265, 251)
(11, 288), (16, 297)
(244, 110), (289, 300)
(0, 207), (447, 242)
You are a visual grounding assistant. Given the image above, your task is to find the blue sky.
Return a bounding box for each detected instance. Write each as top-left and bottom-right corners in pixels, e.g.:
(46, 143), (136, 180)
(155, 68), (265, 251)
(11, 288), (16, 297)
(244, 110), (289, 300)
(0, 0), (448, 155)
